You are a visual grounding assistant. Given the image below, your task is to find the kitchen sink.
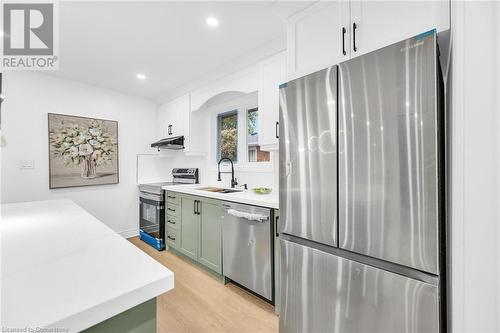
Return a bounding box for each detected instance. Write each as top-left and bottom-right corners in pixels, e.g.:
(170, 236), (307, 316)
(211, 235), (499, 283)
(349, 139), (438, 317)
(197, 187), (243, 194)
(218, 189), (243, 194)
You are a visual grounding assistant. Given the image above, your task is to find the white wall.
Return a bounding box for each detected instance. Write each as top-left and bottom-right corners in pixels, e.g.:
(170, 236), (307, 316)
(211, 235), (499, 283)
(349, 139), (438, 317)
(1, 72), (157, 237)
(451, 1), (500, 332)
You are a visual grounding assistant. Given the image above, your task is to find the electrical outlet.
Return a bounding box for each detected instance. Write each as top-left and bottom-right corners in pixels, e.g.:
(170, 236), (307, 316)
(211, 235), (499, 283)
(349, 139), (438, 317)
(19, 159), (35, 170)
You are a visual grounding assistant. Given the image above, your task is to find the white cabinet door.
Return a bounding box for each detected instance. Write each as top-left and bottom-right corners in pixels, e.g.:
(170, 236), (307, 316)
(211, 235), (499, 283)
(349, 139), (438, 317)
(286, 1), (350, 80)
(350, 1), (449, 57)
(156, 94), (190, 140)
(258, 52), (286, 150)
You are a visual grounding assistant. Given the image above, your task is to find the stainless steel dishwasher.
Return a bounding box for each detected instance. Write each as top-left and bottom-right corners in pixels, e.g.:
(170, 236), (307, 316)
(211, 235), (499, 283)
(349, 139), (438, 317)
(222, 202), (272, 301)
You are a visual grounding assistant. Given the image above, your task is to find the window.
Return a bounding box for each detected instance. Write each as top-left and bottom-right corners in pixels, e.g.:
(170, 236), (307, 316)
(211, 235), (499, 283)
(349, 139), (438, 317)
(217, 110), (238, 162)
(247, 108), (270, 162)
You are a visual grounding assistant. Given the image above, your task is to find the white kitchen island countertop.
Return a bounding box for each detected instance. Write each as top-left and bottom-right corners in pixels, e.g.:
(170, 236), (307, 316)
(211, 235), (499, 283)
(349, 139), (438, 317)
(1, 199), (173, 333)
(162, 184), (279, 209)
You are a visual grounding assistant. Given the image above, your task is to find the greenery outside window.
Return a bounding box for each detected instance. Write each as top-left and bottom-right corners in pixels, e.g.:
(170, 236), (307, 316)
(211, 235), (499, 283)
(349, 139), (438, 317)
(247, 108), (270, 162)
(217, 110), (238, 162)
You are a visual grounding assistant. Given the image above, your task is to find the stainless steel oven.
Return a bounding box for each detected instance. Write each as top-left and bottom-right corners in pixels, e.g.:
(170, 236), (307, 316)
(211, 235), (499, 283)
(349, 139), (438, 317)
(139, 191), (165, 250)
(139, 168), (198, 250)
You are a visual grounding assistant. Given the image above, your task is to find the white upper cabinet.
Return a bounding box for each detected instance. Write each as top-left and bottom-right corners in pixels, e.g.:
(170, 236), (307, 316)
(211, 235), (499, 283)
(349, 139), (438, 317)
(286, 1), (350, 80)
(286, 1), (450, 78)
(350, 1), (450, 57)
(258, 52), (286, 150)
(156, 93), (190, 140)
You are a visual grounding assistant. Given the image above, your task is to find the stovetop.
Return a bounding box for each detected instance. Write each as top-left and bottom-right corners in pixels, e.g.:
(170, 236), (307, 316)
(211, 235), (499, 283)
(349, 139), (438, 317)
(139, 168), (198, 195)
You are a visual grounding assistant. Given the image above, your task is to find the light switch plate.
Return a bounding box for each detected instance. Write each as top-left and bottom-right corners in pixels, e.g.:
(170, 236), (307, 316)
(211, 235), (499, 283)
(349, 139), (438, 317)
(19, 159), (35, 169)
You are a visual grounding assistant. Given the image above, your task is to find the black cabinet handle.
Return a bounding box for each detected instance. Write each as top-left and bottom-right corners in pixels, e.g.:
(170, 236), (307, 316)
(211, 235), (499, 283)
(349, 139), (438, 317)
(275, 216), (280, 237)
(168, 124), (172, 136)
(275, 121), (279, 139)
(167, 195), (176, 199)
(167, 235), (176, 241)
(196, 200), (201, 215)
(353, 22), (358, 52)
(342, 27), (346, 56)
(167, 207), (176, 212)
(167, 219), (175, 225)
(193, 200), (197, 214)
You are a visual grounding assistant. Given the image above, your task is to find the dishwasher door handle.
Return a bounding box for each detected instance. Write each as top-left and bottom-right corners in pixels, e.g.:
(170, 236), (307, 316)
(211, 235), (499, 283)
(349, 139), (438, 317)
(226, 209), (269, 222)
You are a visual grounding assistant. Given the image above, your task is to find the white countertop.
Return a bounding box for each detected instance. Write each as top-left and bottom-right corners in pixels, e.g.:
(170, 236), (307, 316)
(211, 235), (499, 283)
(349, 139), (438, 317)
(1, 199), (174, 332)
(162, 184), (279, 209)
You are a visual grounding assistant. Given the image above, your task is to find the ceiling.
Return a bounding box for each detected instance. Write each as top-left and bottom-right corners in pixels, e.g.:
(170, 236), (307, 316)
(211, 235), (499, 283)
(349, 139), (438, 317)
(50, 1), (294, 100)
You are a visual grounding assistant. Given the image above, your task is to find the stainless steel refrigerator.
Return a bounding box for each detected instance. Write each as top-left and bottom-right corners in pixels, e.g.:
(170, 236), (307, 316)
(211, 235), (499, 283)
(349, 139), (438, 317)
(278, 30), (446, 332)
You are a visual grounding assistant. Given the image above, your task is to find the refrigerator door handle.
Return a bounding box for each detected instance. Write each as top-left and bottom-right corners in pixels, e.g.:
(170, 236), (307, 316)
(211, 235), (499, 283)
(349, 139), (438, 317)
(353, 22), (358, 52)
(275, 121), (279, 139)
(342, 27), (347, 56)
(275, 216), (280, 237)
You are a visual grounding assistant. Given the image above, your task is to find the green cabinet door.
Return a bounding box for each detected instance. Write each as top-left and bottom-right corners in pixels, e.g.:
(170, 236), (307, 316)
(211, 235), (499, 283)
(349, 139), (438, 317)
(198, 200), (222, 274)
(179, 196), (199, 260)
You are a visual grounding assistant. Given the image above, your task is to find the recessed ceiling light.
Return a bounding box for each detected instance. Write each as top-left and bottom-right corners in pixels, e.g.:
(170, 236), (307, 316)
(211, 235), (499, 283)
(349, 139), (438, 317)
(136, 73), (146, 80)
(206, 17), (219, 27)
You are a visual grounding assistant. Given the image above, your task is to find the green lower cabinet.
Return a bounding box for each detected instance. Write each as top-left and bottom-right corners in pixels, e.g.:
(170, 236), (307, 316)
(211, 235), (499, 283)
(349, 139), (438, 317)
(169, 192), (222, 275)
(165, 226), (179, 250)
(198, 200), (222, 274)
(179, 196), (199, 260)
(82, 298), (156, 333)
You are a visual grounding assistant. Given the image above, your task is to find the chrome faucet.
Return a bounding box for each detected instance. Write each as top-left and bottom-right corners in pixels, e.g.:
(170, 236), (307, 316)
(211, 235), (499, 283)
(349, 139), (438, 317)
(217, 157), (238, 188)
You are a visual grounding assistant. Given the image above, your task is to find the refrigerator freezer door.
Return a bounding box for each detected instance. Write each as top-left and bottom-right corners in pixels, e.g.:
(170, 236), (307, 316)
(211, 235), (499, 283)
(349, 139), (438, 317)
(338, 32), (440, 274)
(279, 67), (337, 246)
(279, 239), (439, 333)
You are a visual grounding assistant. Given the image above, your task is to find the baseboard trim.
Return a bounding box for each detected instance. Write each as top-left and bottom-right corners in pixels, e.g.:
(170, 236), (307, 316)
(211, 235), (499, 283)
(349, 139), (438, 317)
(118, 228), (139, 239)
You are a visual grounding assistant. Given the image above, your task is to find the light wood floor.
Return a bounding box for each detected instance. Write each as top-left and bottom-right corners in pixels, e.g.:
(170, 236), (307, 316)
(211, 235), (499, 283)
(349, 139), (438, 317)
(128, 237), (279, 333)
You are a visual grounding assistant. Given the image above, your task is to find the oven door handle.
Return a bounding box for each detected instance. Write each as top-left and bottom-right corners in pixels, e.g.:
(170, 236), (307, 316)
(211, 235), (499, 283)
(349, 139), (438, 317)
(140, 192), (163, 202)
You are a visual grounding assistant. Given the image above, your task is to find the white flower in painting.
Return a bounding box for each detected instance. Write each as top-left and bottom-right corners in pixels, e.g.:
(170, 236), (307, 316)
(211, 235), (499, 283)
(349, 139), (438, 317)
(89, 128), (101, 137)
(78, 143), (93, 156)
(69, 146), (79, 157)
(97, 136), (105, 143)
(65, 136), (73, 143)
(63, 142), (72, 148)
(89, 139), (101, 148)
(74, 135), (85, 144)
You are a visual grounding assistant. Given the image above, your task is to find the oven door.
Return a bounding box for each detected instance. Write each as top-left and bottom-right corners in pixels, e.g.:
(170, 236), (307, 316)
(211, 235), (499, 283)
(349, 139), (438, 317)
(139, 191), (165, 250)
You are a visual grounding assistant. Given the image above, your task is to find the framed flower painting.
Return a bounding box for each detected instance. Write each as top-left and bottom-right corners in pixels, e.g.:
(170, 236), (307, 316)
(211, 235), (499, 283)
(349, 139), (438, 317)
(48, 113), (119, 189)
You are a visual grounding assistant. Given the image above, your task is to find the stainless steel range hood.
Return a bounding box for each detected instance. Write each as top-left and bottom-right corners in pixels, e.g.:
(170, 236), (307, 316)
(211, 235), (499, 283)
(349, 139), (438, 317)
(151, 136), (184, 150)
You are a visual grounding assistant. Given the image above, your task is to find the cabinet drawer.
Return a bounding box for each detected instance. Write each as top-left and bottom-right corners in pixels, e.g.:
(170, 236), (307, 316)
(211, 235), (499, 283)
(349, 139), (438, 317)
(166, 227), (179, 249)
(166, 215), (179, 230)
(166, 192), (181, 206)
(166, 203), (180, 218)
